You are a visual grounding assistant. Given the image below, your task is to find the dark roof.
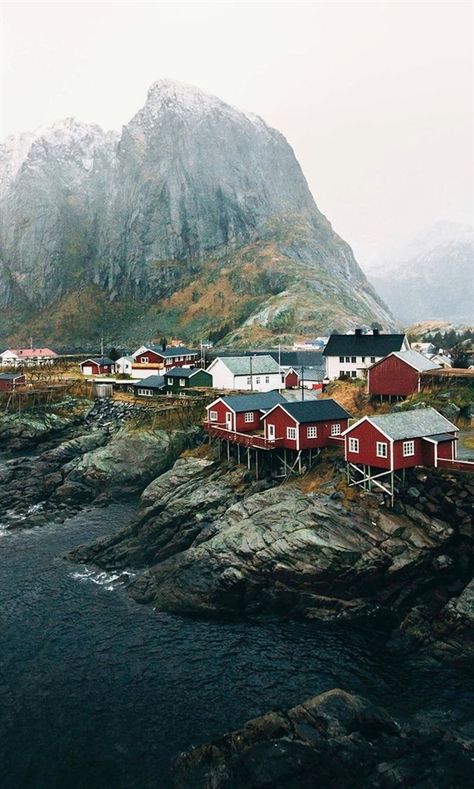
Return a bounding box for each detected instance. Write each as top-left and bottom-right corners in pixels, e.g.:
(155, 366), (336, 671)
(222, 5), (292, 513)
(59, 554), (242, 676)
(82, 357), (115, 365)
(166, 367), (209, 379)
(423, 433), (458, 443)
(0, 372), (24, 380)
(220, 392), (287, 413)
(133, 375), (166, 389)
(276, 351), (324, 368)
(323, 333), (407, 357)
(266, 398), (351, 423)
(145, 345), (198, 358)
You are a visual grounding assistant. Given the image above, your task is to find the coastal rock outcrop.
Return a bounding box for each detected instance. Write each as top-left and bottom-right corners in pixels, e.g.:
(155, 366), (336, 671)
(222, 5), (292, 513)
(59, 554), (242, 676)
(171, 688), (474, 788)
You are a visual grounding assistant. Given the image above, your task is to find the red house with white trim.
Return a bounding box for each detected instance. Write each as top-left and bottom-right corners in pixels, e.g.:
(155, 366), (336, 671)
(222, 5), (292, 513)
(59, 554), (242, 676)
(343, 408), (458, 472)
(262, 399), (351, 450)
(367, 350), (439, 399)
(206, 392), (287, 434)
(283, 368), (300, 389)
(80, 357), (116, 376)
(132, 345), (198, 370)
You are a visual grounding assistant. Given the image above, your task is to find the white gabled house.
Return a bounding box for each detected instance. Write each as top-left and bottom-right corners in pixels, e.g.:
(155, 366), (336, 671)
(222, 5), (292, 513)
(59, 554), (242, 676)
(323, 329), (410, 380)
(207, 355), (282, 392)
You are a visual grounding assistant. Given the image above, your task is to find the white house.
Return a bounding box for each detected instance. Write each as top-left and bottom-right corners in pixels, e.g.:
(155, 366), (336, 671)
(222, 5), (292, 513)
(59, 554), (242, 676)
(115, 356), (134, 375)
(323, 330), (410, 380)
(0, 347), (58, 367)
(207, 355), (282, 392)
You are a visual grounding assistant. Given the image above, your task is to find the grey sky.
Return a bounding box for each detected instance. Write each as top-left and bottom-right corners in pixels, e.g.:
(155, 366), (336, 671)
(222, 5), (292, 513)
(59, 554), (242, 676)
(0, 1), (472, 266)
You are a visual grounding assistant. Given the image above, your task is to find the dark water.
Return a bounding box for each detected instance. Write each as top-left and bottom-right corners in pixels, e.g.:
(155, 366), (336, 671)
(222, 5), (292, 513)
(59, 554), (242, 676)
(0, 499), (473, 788)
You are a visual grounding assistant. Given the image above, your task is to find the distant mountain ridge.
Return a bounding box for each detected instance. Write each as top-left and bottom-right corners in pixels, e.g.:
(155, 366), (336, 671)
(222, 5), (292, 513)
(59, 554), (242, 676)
(368, 221), (473, 325)
(0, 79), (393, 345)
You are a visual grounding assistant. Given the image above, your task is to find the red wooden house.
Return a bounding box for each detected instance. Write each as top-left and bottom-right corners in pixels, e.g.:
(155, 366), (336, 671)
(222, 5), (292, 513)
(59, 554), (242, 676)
(205, 392), (287, 435)
(0, 372), (26, 391)
(132, 345), (198, 371)
(80, 357), (116, 376)
(283, 368), (300, 389)
(261, 399), (351, 450)
(367, 351), (439, 400)
(343, 408), (458, 500)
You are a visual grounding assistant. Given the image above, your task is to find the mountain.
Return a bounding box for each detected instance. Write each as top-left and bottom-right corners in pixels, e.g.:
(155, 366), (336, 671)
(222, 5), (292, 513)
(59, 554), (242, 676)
(0, 79), (393, 346)
(368, 221), (474, 325)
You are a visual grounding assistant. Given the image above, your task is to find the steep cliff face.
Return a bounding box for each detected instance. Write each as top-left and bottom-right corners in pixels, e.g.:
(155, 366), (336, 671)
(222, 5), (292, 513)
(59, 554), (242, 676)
(0, 80), (393, 343)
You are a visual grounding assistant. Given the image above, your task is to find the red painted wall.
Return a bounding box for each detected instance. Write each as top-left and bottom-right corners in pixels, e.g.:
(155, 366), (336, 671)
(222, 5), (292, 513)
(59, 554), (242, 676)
(136, 350), (164, 365)
(368, 356), (419, 397)
(345, 420), (392, 469)
(0, 375), (26, 391)
(263, 406), (348, 449)
(207, 400), (232, 428)
(235, 410), (262, 432)
(438, 440), (455, 460)
(392, 438), (427, 469)
(136, 351), (197, 368)
(284, 371), (299, 389)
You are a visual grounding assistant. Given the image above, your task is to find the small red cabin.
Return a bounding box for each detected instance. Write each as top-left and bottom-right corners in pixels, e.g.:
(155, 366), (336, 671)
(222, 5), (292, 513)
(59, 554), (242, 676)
(367, 351), (439, 399)
(343, 408), (458, 471)
(80, 357), (116, 376)
(0, 372), (26, 391)
(262, 399), (351, 450)
(206, 392), (287, 433)
(283, 368), (300, 389)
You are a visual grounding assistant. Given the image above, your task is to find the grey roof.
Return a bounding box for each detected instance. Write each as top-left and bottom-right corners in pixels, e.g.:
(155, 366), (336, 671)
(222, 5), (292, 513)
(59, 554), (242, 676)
(133, 375), (166, 389)
(145, 345), (198, 358)
(166, 367), (209, 379)
(424, 433), (458, 443)
(220, 392), (287, 413)
(267, 398), (351, 424)
(218, 355), (281, 375)
(368, 408), (457, 441)
(323, 333), (407, 357)
(82, 357), (115, 366)
(389, 350), (440, 372)
(0, 372), (24, 380)
(284, 365), (322, 381)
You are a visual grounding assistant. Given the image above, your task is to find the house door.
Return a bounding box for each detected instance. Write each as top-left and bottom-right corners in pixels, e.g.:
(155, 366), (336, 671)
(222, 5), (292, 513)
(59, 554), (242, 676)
(225, 411), (233, 431)
(267, 423), (275, 441)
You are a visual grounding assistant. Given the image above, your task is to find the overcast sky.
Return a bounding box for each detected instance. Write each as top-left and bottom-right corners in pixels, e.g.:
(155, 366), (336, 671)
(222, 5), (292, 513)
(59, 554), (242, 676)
(0, 1), (472, 266)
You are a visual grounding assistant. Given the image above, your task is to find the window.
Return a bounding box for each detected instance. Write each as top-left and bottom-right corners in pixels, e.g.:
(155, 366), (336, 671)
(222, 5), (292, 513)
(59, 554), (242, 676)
(142, 356), (149, 364)
(138, 388), (153, 397)
(345, 356), (350, 363)
(307, 426), (318, 438)
(247, 376), (251, 384)
(265, 376), (270, 383)
(287, 427), (297, 440)
(256, 377), (260, 384)
(351, 356), (356, 363)
(351, 371), (357, 378)
(331, 423), (341, 436)
(179, 378), (186, 387)
(339, 356), (344, 363)
(349, 437), (359, 453)
(403, 440), (415, 457)
(167, 378), (173, 385)
(371, 357), (376, 363)
(361, 356), (365, 362)
(376, 442), (388, 458)
(244, 412), (254, 423)
(209, 410), (218, 422)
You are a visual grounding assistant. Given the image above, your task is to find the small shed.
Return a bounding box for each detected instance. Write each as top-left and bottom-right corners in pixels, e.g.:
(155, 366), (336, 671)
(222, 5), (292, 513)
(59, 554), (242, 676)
(80, 357), (116, 376)
(367, 350), (439, 399)
(0, 372), (26, 391)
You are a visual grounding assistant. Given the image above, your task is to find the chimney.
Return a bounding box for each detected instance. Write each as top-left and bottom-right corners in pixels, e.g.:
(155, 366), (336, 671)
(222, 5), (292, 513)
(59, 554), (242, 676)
(373, 328), (379, 336)
(355, 328), (362, 337)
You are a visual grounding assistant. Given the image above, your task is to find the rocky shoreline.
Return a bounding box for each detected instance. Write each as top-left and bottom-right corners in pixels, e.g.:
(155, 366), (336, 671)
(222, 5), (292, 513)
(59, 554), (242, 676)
(171, 688), (474, 788)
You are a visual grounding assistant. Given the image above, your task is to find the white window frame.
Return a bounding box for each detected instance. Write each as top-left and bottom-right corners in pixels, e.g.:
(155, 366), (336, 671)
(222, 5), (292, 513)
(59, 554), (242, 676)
(141, 356), (149, 364)
(349, 437), (359, 453)
(167, 378), (173, 385)
(265, 376), (270, 384)
(286, 427), (297, 440)
(209, 410), (218, 422)
(246, 376), (251, 384)
(403, 440), (415, 457)
(256, 376), (261, 384)
(138, 388), (153, 397)
(244, 412), (254, 423)
(376, 441), (388, 458)
(331, 423), (341, 436)
(179, 378), (186, 387)
(306, 426), (318, 438)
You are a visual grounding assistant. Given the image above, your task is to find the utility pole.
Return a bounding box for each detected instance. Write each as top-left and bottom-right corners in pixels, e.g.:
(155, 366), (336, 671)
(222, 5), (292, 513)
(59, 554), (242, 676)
(301, 366), (305, 401)
(278, 343), (282, 392)
(100, 335), (104, 359)
(249, 354), (253, 391)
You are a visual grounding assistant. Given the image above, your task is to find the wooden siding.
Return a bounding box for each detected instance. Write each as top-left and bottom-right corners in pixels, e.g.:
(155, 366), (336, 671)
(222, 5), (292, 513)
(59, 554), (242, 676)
(368, 355), (419, 397)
